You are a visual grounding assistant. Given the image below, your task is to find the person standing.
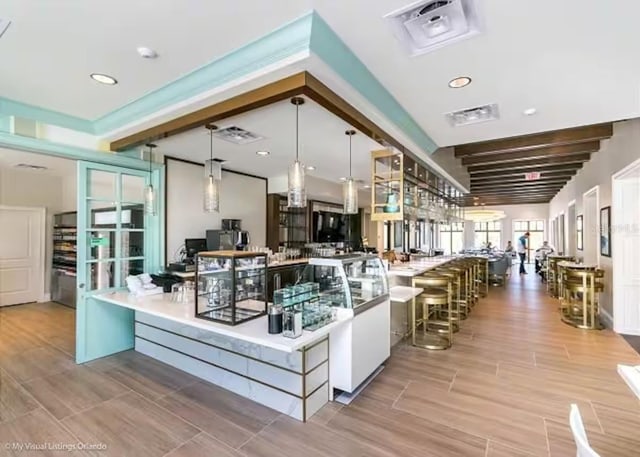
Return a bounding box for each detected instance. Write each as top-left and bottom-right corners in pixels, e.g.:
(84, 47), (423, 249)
(518, 232), (530, 275)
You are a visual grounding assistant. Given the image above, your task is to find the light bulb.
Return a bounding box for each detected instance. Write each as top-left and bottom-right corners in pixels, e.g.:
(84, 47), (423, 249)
(144, 184), (156, 215)
(287, 160), (306, 208)
(343, 178), (358, 214)
(203, 175), (220, 213)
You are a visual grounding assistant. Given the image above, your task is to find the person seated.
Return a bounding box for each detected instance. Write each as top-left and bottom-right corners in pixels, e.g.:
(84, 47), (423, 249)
(535, 241), (555, 281)
(505, 241), (514, 253)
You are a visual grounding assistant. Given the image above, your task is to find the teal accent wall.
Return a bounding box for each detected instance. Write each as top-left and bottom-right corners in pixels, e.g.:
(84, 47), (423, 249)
(0, 10), (438, 154)
(309, 13), (438, 154)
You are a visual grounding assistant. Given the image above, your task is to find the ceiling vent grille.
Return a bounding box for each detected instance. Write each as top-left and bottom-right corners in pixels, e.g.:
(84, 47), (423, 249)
(385, 0), (481, 56)
(213, 126), (263, 145)
(446, 104), (499, 127)
(14, 163), (48, 171)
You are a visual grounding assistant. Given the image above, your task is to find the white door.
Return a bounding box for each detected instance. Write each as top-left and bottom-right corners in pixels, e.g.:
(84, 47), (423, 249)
(0, 206), (45, 306)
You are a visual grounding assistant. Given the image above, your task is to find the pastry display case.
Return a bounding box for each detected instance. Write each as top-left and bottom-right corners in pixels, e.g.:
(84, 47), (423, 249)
(195, 251), (267, 325)
(302, 254), (389, 314)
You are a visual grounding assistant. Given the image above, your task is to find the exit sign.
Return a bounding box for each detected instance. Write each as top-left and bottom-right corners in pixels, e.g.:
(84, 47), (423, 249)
(525, 172), (541, 181)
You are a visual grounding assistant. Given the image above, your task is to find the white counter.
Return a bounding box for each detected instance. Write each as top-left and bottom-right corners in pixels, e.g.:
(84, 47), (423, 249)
(95, 291), (350, 353)
(387, 257), (455, 278)
(618, 364), (640, 399)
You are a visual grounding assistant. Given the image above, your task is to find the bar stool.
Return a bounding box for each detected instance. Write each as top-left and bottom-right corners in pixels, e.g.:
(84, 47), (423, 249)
(561, 267), (605, 330)
(471, 257), (489, 298)
(411, 274), (453, 350)
(450, 262), (476, 308)
(547, 255), (574, 297)
(420, 272), (460, 333)
(434, 268), (468, 321)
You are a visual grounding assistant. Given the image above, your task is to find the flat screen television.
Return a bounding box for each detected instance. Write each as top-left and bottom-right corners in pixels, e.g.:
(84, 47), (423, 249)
(312, 211), (345, 243)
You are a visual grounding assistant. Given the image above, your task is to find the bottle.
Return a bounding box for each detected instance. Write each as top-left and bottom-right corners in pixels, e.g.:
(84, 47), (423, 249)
(268, 304), (283, 334)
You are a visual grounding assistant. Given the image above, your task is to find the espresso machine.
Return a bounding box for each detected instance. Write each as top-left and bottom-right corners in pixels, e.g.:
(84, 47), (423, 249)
(206, 220), (250, 251)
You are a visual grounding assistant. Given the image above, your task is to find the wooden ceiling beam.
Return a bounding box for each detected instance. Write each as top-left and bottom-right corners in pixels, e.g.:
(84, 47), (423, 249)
(467, 154), (590, 174)
(470, 168), (578, 180)
(470, 180), (568, 190)
(470, 172), (576, 184)
(461, 141), (600, 166)
(454, 123), (612, 157)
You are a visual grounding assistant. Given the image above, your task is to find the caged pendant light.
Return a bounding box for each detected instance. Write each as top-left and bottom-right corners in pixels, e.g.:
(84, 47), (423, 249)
(343, 129), (358, 214)
(204, 124), (221, 213)
(144, 143), (157, 215)
(288, 97), (306, 208)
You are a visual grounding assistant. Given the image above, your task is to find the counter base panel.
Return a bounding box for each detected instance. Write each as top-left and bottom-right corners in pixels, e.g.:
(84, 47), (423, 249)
(134, 311), (329, 421)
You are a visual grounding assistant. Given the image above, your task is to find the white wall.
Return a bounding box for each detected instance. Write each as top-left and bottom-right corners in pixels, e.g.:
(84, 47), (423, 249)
(0, 166), (65, 296)
(463, 203), (549, 249)
(549, 119), (640, 319)
(166, 158), (266, 262)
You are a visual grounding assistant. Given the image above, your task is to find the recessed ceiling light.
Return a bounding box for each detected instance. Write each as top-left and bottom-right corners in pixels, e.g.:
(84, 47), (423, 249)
(340, 177), (347, 181)
(256, 150), (270, 156)
(137, 47), (158, 59)
(306, 165), (316, 171)
(363, 184), (371, 189)
(448, 76), (472, 89)
(90, 73), (118, 85)
(523, 108), (537, 116)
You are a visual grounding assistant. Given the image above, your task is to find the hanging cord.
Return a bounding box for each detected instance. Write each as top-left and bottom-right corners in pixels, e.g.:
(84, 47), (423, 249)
(209, 127), (213, 176)
(349, 132), (352, 178)
(295, 102), (299, 161)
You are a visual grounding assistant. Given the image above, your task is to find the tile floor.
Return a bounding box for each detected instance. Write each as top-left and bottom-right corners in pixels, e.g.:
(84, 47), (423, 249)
(1, 275), (640, 456)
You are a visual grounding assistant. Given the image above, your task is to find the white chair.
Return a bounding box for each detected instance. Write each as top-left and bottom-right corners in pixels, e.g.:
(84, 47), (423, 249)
(570, 404), (600, 457)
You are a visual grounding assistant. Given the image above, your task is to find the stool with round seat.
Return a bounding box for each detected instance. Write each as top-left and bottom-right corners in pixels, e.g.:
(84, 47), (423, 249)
(561, 266), (605, 330)
(411, 274), (453, 350)
(433, 268), (467, 322)
(547, 255), (574, 297)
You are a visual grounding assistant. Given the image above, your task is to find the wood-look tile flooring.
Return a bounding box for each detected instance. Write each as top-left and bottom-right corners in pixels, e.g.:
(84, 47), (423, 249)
(2, 275), (640, 456)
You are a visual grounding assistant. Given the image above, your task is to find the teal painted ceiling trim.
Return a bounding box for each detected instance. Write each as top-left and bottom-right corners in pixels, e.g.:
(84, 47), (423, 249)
(0, 131), (160, 171)
(92, 13), (314, 134)
(0, 97), (94, 133)
(309, 13), (439, 154)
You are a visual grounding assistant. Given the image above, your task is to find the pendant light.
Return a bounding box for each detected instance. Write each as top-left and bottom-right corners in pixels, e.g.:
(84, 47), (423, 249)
(343, 129), (358, 214)
(288, 97), (306, 208)
(204, 124), (220, 213)
(144, 143), (156, 215)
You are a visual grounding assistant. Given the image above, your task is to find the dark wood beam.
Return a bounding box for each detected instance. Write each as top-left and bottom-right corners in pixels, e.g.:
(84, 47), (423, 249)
(469, 191), (560, 199)
(454, 123), (613, 157)
(461, 141), (600, 166)
(470, 172), (576, 183)
(471, 180), (568, 191)
(468, 154), (590, 174)
(110, 73), (308, 151)
(470, 168), (578, 181)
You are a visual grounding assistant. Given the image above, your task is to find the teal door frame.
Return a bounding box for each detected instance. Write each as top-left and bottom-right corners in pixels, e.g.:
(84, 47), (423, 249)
(75, 161), (164, 364)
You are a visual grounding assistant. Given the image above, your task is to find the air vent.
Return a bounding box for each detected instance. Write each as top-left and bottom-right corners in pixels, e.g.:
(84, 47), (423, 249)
(14, 163), (48, 171)
(385, 0), (481, 56)
(0, 19), (11, 39)
(213, 126), (263, 145)
(446, 104), (499, 127)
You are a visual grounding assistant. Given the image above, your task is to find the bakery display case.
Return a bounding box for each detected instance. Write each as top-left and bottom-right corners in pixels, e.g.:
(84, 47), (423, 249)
(195, 251), (267, 325)
(303, 254), (389, 314)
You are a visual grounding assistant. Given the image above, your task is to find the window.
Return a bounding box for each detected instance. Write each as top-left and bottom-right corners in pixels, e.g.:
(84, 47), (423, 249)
(440, 222), (464, 255)
(513, 220), (545, 262)
(474, 221), (502, 249)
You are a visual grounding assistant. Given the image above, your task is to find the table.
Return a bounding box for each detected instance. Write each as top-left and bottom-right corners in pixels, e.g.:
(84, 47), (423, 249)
(557, 261), (599, 269)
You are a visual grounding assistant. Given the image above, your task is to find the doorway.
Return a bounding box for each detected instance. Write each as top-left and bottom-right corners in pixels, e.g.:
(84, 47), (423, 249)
(567, 201), (576, 257)
(613, 158), (640, 334)
(513, 220), (545, 263)
(0, 206), (45, 306)
(583, 186), (600, 265)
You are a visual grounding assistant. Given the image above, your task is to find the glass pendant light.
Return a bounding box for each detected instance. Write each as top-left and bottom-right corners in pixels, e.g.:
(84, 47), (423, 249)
(204, 124), (220, 213)
(343, 129), (358, 214)
(288, 97), (306, 208)
(144, 143), (156, 215)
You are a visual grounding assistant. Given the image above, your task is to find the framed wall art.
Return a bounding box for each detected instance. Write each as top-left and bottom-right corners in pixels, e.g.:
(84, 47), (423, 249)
(600, 206), (611, 257)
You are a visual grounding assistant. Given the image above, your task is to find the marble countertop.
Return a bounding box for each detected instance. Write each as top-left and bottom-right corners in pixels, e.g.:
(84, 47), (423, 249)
(387, 258), (455, 277)
(389, 286), (424, 302)
(95, 291), (351, 353)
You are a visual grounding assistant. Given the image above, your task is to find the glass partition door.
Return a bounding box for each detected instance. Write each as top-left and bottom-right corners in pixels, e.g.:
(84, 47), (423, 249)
(76, 161), (162, 363)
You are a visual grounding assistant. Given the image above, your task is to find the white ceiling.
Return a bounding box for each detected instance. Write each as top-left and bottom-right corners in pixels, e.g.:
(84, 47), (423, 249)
(0, 0), (310, 119)
(2, 0), (640, 148)
(0, 147), (75, 177)
(155, 96), (382, 185)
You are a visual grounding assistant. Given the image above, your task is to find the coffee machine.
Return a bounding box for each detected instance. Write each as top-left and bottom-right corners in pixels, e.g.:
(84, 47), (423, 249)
(206, 220), (250, 251)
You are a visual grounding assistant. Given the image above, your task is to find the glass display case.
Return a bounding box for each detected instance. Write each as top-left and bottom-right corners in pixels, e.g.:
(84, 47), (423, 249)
(303, 254), (389, 314)
(194, 251), (267, 326)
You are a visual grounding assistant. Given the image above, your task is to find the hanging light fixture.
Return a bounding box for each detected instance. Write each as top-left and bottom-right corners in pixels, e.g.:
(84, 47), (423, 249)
(204, 124), (221, 213)
(288, 97), (306, 208)
(343, 129), (358, 214)
(144, 143), (156, 215)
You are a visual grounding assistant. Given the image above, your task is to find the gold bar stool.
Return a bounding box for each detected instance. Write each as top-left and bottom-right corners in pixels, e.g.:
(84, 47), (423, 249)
(420, 272), (460, 333)
(471, 257), (489, 298)
(561, 267), (605, 330)
(547, 255), (574, 297)
(450, 263), (475, 309)
(411, 275), (453, 350)
(435, 268), (467, 321)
